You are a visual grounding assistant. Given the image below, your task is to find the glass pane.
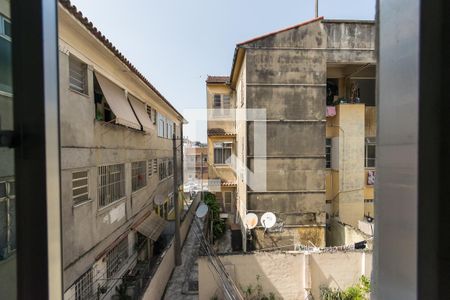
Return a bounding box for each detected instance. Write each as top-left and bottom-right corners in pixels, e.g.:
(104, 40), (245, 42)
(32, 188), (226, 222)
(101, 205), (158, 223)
(0, 2), (16, 299)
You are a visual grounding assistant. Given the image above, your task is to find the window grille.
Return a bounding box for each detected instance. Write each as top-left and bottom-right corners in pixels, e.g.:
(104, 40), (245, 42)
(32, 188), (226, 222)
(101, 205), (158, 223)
(146, 105), (152, 122)
(213, 94), (221, 108)
(105, 237), (129, 279)
(159, 159), (166, 181)
(148, 160), (153, 177)
(223, 192), (232, 212)
(74, 268), (94, 300)
(167, 159), (173, 177)
(153, 159), (157, 174)
(69, 55), (88, 94)
(73, 171), (89, 205)
(0, 179), (15, 260)
(131, 161), (147, 192)
(325, 138), (332, 169)
(97, 164), (125, 208)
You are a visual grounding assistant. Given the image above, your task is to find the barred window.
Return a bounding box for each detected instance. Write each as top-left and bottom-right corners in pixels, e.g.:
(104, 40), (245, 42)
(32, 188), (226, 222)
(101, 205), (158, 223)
(159, 159), (167, 181)
(148, 160), (153, 177)
(97, 164), (125, 208)
(168, 193), (174, 213)
(153, 158), (157, 174)
(167, 159), (173, 177)
(223, 191), (232, 213)
(72, 170), (89, 205)
(69, 55), (88, 95)
(132, 161), (147, 192)
(74, 268), (93, 300)
(325, 138), (332, 169)
(106, 237), (129, 279)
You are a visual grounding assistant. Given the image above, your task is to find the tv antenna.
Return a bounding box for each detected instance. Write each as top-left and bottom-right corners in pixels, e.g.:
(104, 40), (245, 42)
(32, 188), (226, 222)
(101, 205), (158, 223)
(196, 203), (209, 218)
(244, 213), (258, 230)
(315, 0), (319, 18)
(260, 212), (277, 230)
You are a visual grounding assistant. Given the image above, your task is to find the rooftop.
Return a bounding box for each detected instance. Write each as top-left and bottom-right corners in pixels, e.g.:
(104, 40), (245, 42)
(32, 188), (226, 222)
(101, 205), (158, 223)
(206, 75), (230, 84)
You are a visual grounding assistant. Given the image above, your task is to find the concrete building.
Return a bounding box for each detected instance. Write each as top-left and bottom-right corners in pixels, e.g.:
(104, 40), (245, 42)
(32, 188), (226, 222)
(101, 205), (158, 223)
(207, 17), (376, 250)
(184, 145), (208, 185)
(57, 1), (185, 299)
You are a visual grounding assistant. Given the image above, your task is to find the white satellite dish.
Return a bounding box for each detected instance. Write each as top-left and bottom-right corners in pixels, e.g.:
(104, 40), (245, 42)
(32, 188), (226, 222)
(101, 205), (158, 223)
(260, 212), (277, 229)
(154, 194), (165, 206)
(244, 213), (258, 230)
(196, 203), (209, 218)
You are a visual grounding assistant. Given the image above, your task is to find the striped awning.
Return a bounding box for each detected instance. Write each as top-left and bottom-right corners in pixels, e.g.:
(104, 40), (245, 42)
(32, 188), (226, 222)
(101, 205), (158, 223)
(135, 212), (167, 241)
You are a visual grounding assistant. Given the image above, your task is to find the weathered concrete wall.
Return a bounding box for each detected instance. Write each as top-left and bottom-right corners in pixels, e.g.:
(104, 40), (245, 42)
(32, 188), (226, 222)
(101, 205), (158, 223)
(58, 5), (183, 292)
(326, 218), (370, 247)
(142, 195), (200, 300)
(198, 251), (372, 300)
(323, 20), (376, 64)
(243, 19), (327, 244)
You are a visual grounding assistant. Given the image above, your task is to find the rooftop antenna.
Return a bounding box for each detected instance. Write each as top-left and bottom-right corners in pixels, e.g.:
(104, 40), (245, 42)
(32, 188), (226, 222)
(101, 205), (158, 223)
(244, 213), (258, 230)
(315, 0), (319, 18)
(260, 212), (277, 231)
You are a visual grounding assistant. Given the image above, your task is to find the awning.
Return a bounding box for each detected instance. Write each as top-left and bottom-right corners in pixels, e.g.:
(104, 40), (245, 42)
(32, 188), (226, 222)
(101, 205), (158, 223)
(94, 72), (141, 130)
(135, 212), (168, 241)
(128, 94), (152, 133)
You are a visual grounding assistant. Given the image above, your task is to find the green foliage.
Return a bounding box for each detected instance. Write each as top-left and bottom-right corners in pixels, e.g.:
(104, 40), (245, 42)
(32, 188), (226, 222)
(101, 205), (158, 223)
(242, 275), (277, 300)
(204, 193), (226, 240)
(320, 276), (371, 300)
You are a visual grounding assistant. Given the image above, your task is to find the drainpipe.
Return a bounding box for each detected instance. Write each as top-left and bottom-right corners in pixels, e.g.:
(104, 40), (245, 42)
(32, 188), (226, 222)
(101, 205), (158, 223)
(304, 253), (312, 299)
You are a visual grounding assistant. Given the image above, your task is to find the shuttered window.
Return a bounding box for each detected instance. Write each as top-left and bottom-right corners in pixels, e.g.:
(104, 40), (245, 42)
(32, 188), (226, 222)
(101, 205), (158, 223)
(72, 171), (89, 205)
(69, 55), (88, 94)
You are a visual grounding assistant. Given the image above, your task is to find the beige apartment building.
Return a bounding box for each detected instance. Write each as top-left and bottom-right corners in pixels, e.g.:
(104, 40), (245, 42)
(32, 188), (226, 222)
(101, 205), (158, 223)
(57, 1), (186, 299)
(207, 17), (376, 251)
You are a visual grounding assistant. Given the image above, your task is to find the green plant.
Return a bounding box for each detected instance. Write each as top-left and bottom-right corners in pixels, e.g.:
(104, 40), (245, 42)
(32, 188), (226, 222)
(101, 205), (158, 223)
(204, 193), (226, 240)
(320, 276), (370, 300)
(242, 275), (277, 300)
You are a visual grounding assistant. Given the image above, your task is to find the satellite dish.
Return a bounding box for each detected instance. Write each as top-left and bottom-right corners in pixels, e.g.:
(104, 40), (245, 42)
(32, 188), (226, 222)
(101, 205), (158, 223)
(260, 212), (276, 229)
(196, 203), (209, 218)
(244, 213), (258, 229)
(154, 194), (165, 206)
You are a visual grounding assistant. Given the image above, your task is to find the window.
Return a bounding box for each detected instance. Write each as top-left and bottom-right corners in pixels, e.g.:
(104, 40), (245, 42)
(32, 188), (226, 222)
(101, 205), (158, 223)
(325, 138), (332, 168)
(214, 142), (232, 164)
(223, 191), (232, 213)
(146, 105), (152, 122)
(157, 113), (165, 137)
(365, 137), (376, 168)
(131, 161), (147, 192)
(105, 237), (128, 279)
(212, 94), (231, 116)
(72, 171), (89, 205)
(148, 160), (153, 177)
(213, 94), (221, 108)
(168, 193), (174, 213)
(0, 179), (15, 260)
(159, 159), (167, 181)
(94, 75), (115, 122)
(74, 268), (93, 300)
(167, 159), (173, 177)
(0, 15), (12, 94)
(69, 55), (88, 94)
(97, 164), (125, 208)
(153, 158), (157, 174)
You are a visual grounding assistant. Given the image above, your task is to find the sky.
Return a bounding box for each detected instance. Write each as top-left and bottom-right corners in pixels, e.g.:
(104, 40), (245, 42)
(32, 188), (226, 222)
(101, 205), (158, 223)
(70, 0), (375, 143)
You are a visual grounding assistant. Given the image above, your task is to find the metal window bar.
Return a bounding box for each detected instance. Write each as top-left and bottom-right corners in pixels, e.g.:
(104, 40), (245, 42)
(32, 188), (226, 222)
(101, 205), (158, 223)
(97, 164), (125, 208)
(72, 171), (89, 205)
(326, 138), (332, 168)
(0, 180), (15, 260)
(74, 268), (94, 300)
(148, 160), (153, 177)
(106, 237), (129, 279)
(153, 158), (157, 174)
(131, 161), (147, 192)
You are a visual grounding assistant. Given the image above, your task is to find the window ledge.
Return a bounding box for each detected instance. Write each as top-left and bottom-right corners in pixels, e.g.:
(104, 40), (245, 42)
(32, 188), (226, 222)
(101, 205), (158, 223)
(73, 198), (93, 208)
(69, 87), (89, 98)
(97, 196), (126, 214)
